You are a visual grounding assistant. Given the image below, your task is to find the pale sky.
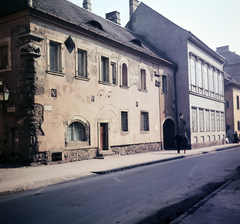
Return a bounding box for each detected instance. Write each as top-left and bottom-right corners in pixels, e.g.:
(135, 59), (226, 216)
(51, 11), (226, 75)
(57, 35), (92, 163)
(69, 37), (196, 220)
(68, 0), (240, 55)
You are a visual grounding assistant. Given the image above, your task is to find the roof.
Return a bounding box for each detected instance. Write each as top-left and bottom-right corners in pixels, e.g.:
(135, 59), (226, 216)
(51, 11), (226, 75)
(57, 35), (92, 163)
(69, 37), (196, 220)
(127, 2), (226, 64)
(224, 72), (240, 87)
(0, 0), (174, 66)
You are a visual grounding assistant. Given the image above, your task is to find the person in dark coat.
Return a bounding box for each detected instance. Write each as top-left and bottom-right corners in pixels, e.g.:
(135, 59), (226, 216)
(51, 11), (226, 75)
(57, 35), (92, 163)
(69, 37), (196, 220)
(175, 131), (182, 153)
(182, 132), (189, 154)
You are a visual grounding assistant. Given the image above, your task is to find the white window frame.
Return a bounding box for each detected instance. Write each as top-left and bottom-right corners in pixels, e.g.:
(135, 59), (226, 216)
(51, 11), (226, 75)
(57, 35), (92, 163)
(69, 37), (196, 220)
(100, 55), (110, 83)
(162, 74), (168, 94)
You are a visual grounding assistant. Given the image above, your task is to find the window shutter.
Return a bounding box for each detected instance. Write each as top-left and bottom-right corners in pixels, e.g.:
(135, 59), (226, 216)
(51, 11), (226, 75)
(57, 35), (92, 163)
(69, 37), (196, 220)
(121, 111), (128, 132)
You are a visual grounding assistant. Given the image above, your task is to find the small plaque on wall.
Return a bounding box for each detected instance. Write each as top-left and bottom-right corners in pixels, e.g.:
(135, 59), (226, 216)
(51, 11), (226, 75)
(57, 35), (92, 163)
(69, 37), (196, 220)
(44, 105), (52, 111)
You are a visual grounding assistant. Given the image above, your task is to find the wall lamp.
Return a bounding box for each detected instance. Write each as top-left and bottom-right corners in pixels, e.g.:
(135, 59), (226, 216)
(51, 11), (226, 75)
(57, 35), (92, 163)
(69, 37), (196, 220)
(0, 80), (10, 107)
(179, 112), (186, 125)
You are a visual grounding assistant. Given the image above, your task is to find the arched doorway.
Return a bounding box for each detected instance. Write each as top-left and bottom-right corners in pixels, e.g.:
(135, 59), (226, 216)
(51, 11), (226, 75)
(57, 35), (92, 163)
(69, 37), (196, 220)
(163, 118), (175, 149)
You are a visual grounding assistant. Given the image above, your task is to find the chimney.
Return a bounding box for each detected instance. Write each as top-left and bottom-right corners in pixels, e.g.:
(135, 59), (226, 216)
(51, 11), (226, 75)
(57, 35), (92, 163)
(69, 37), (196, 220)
(129, 0), (139, 19)
(106, 11), (121, 25)
(216, 46), (229, 54)
(83, 0), (92, 11)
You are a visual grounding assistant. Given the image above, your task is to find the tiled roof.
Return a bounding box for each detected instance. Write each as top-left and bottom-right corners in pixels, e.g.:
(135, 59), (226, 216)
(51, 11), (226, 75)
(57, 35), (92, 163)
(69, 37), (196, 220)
(0, 0), (174, 66)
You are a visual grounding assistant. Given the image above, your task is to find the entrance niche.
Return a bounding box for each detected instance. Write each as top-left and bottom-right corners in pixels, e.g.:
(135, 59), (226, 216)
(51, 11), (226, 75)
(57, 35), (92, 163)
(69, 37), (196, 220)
(100, 123), (108, 150)
(163, 118), (175, 149)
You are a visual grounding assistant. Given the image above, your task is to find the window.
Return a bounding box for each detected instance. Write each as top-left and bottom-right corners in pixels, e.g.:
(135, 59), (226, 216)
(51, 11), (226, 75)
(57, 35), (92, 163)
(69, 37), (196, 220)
(192, 108), (197, 132)
(162, 75), (167, 94)
(101, 56), (109, 82)
(214, 71), (219, 93)
(219, 73), (223, 95)
(237, 96), (239, 109)
(111, 62), (117, 85)
(216, 112), (220, 131)
(121, 111), (128, 132)
(67, 122), (86, 142)
(190, 57), (196, 86)
(209, 67), (213, 92)
(77, 49), (87, 77)
(140, 69), (146, 90)
(206, 110), (210, 132)
(199, 109), (204, 132)
(203, 64), (208, 90)
(197, 61), (203, 88)
(226, 101), (229, 108)
(221, 113), (225, 131)
(141, 112), (149, 131)
(0, 45), (8, 70)
(238, 121), (240, 131)
(122, 63), (128, 86)
(50, 41), (62, 72)
(211, 111), (215, 132)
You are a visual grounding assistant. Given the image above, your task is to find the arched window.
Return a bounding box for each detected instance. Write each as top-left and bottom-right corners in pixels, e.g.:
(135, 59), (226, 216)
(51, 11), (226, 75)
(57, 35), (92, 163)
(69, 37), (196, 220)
(67, 122), (86, 142)
(122, 63), (128, 86)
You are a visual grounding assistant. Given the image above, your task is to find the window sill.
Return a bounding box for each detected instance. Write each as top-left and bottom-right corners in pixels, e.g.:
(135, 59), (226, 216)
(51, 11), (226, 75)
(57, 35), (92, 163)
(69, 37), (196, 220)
(47, 70), (64, 77)
(120, 85), (129, 89)
(99, 80), (111, 86)
(140, 130), (149, 134)
(76, 76), (90, 82)
(0, 67), (11, 73)
(65, 141), (90, 148)
(139, 89), (148, 93)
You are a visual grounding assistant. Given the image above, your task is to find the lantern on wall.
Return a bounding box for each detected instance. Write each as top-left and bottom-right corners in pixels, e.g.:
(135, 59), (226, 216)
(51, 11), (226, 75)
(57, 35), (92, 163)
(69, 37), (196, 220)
(0, 80), (10, 107)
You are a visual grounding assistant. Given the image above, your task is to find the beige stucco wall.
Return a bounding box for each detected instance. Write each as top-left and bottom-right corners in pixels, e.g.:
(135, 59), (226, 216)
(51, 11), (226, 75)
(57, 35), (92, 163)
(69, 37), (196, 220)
(31, 22), (173, 153)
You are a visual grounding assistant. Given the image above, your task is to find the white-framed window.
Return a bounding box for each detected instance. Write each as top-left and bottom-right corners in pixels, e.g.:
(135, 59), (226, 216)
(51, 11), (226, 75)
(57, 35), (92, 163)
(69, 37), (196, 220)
(111, 62), (117, 85)
(216, 112), (220, 131)
(192, 108), (198, 132)
(221, 112), (225, 131)
(141, 111), (149, 132)
(211, 111), (215, 132)
(219, 73), (223, 95)
(206, 110), (210, 132)
(121, 111), (128, 132)
(76, 48), (87, 78)
(214, 71), (219, 93)
(197, 60), (203, 88)
(47, 38), (64, 74)
(203, 64), (208, 90)
(0, 37), (11, 72)
(190, 57), (196, 86)
(100, 56), (109, 82)
(140, 69), (146, 90)
(162, 75), (167, 94)
(209, 67), (214, 92)
(199, 109), (204, 132)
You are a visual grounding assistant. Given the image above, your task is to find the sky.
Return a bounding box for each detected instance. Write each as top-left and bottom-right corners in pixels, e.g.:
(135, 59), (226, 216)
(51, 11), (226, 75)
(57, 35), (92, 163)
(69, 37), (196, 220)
(68, 0), (240, 55)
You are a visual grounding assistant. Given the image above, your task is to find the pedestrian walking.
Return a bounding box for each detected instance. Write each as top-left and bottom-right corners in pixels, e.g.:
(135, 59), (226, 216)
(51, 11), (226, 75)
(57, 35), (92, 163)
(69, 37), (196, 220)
(182, 132), (189, 154)
(175, 131), (182, 153)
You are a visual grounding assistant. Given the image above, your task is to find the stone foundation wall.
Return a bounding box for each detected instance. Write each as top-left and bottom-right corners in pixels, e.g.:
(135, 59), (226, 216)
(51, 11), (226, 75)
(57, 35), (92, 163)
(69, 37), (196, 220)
(111, 142), (162, 155)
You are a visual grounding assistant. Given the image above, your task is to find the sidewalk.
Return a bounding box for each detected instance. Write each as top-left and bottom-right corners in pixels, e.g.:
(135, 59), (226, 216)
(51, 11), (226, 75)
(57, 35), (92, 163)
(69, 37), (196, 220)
(0, 143), (239, 196)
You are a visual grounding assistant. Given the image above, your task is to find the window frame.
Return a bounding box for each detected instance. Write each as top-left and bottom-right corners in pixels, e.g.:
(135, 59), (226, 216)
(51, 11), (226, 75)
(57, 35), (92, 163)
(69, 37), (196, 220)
(100, 55), (110, 84)
(47, 37), (64, 76)
(192, 107), (198, 132)
(211, 111), (215, 132)
(120, 63), (128, 88)
(111, 62), (117, 85)
(205, 110), (210, 132)
(140, 68), (147, 91)
(121, 111), (128, 133)
(162, 74), (168, 94)
(141, 111), (149, 132)
(75, 47), (88, 80)
(199, 108), (204, 132)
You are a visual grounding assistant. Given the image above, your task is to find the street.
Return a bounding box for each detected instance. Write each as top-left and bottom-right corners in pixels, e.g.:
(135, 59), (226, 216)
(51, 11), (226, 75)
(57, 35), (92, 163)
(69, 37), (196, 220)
(0, 148), (239, 224)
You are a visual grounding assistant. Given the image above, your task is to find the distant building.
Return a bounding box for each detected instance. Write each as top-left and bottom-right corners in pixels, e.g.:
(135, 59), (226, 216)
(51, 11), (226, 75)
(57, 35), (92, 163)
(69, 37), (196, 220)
(126, 2), (227, 149)
(217, 46), (240, 141)
(217, 46), (240, 82)
(0, 0), (176, 163)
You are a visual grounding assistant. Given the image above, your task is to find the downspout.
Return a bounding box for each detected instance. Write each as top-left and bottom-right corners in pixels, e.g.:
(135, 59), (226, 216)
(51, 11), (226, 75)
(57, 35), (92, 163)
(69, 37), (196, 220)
(158, 74), (163, 150)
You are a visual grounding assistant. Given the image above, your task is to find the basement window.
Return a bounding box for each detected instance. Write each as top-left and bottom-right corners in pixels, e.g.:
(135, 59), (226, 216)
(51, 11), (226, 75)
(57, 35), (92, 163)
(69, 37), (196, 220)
(52, 152), (62, 162)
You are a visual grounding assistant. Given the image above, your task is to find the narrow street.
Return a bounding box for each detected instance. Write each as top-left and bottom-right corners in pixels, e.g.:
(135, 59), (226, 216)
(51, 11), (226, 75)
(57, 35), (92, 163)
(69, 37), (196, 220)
(0, 148), (239, 224)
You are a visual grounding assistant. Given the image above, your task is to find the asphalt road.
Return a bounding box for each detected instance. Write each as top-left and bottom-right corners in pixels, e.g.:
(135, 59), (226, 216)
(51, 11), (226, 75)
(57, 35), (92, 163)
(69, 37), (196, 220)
(0, 148), (239, 224)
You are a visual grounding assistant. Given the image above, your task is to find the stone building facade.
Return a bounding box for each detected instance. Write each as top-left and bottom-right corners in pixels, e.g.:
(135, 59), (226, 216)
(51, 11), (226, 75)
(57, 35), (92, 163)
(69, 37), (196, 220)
(0, 0), (175, 163)
(126, 2), (227, 149)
